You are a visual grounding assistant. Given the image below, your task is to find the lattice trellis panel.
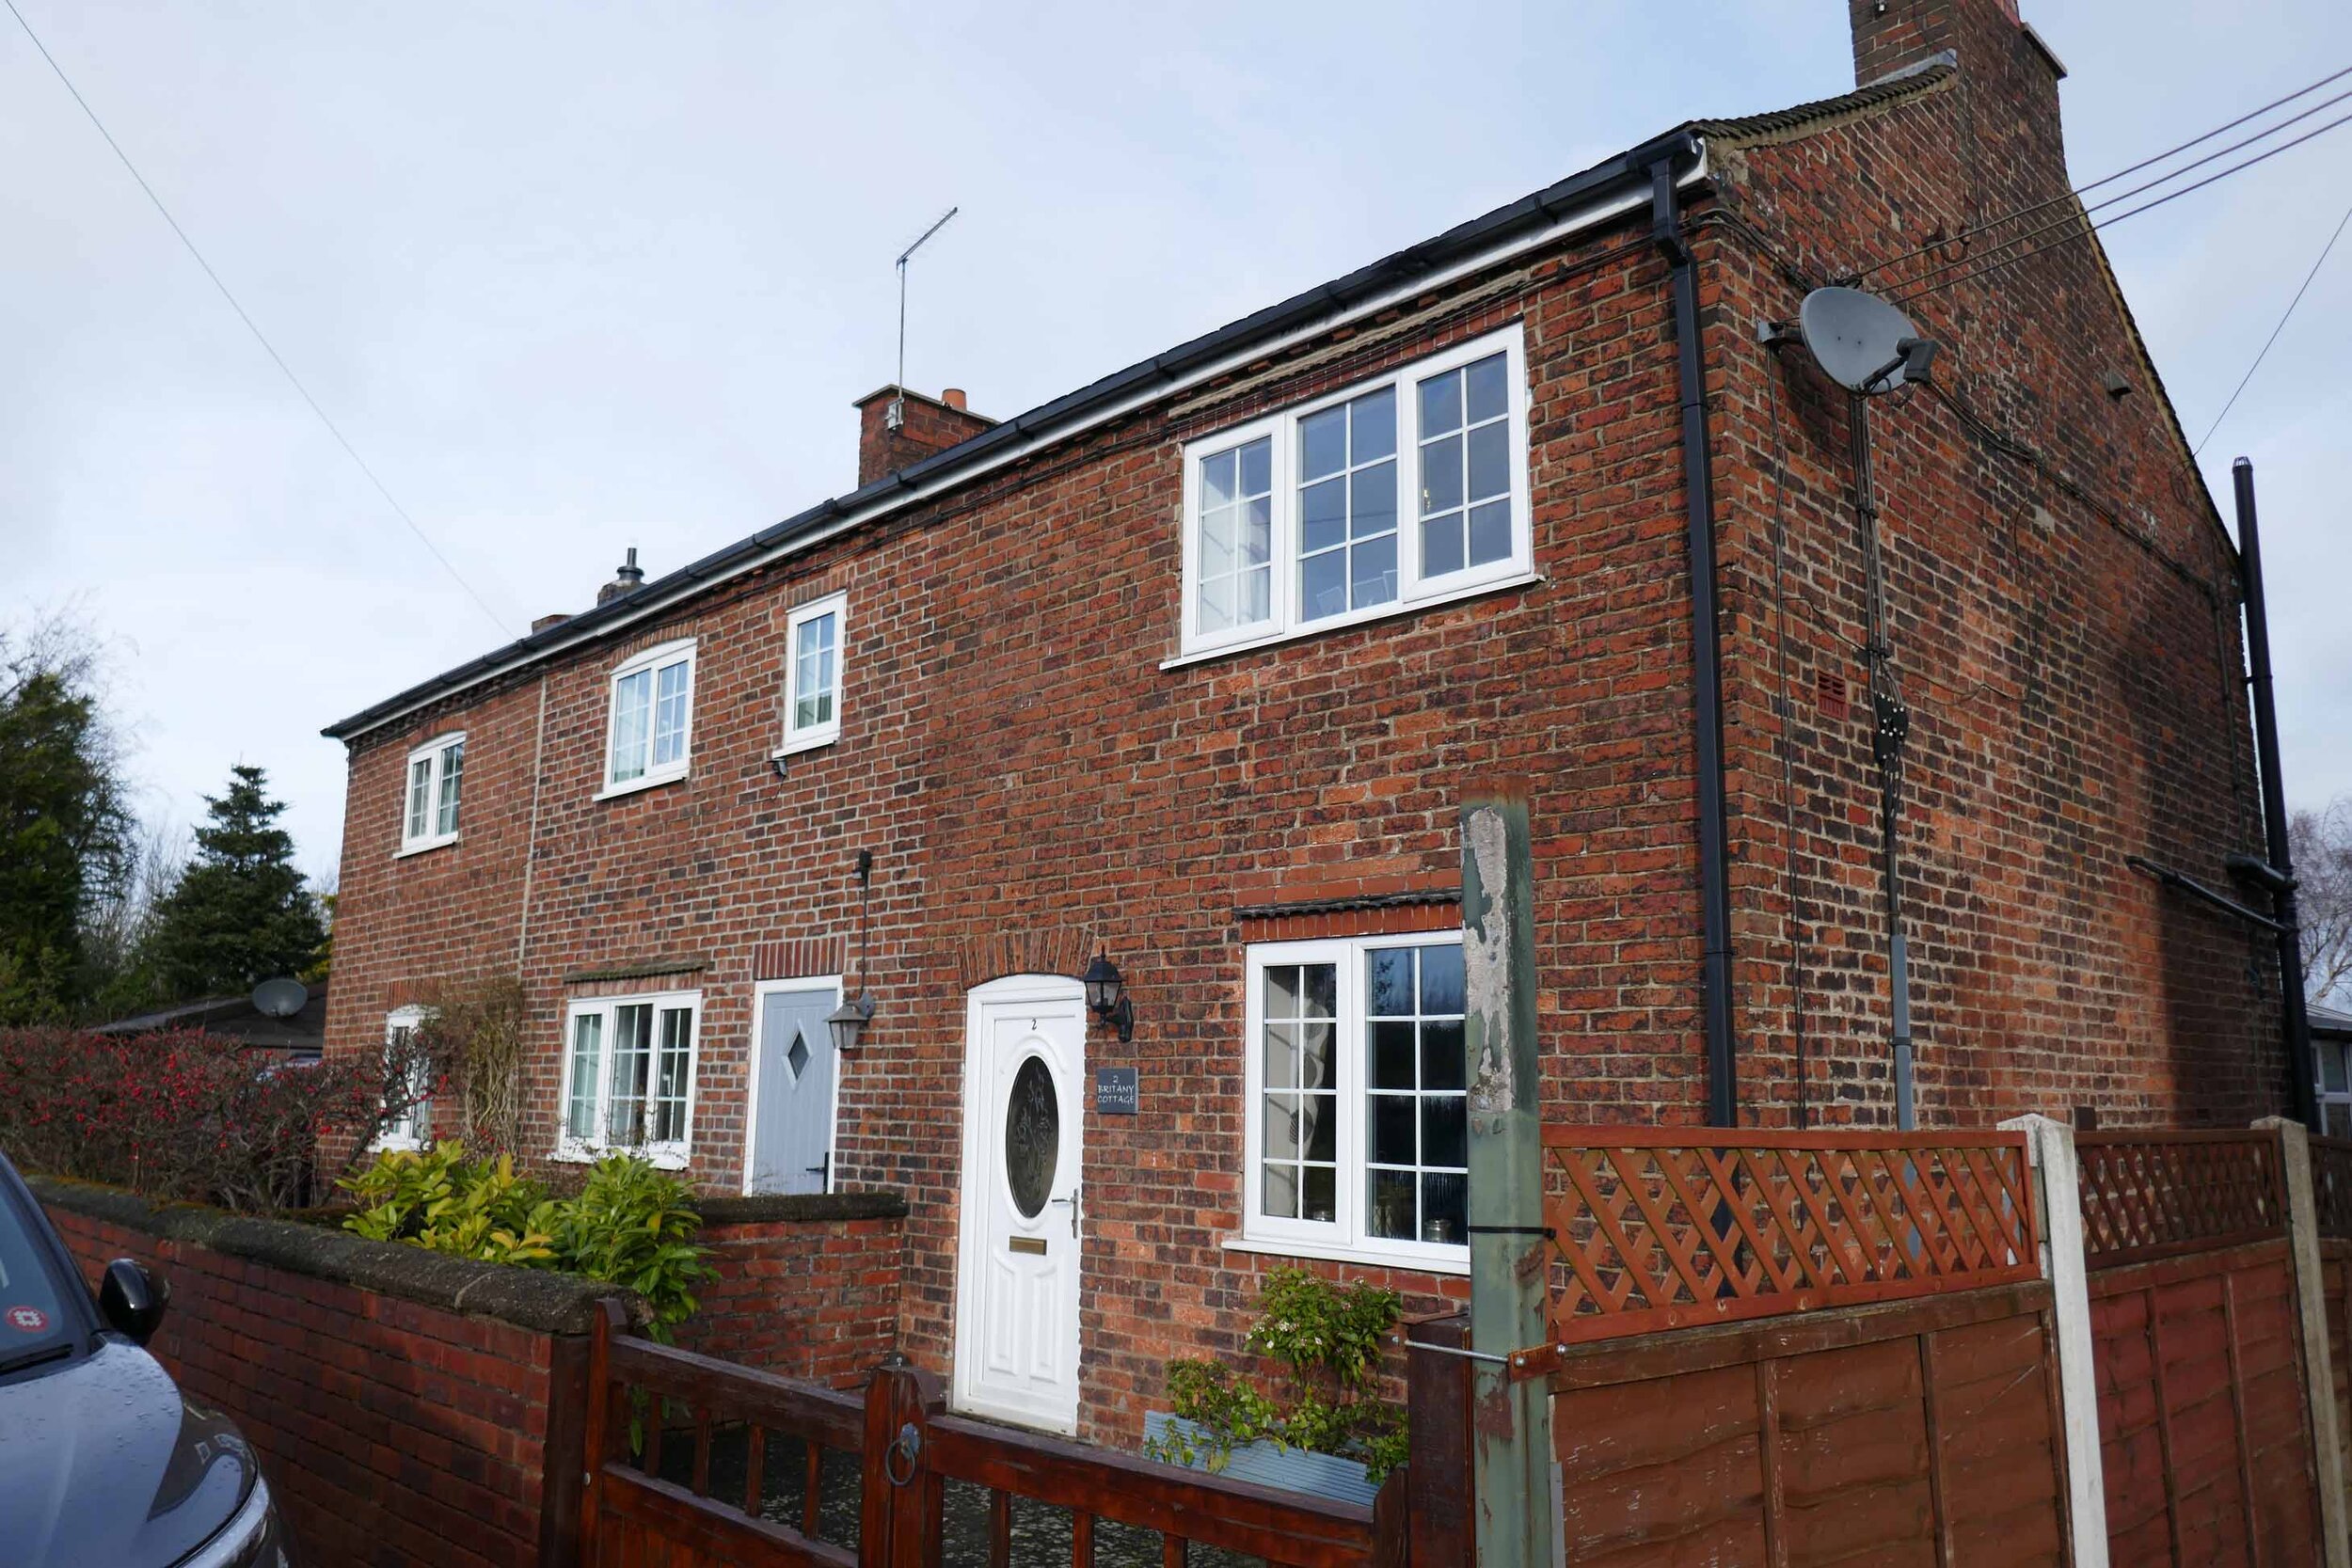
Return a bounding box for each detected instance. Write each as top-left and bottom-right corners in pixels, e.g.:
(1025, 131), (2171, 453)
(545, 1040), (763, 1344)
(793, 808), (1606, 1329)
(1539, 1131), (2040, 1345)
(2074, 1131), (2285, 1268)
(2312, 1135), (2352, 1242)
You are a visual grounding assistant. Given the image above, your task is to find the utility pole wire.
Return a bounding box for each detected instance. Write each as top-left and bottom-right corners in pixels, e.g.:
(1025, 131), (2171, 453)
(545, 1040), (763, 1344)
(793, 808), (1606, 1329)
(2196, 195), (2352, 455)
(4, 0), (514, 639)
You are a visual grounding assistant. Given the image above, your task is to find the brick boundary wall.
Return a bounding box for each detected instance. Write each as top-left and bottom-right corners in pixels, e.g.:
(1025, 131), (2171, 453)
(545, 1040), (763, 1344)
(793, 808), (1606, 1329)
(28, 1175), (638, 1568)
(670, 1190), (908, 1385)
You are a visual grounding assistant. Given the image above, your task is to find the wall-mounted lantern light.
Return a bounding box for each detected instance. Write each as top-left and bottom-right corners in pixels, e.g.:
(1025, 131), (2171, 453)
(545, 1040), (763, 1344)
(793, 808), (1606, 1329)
(1080, 950), (1134, 1043)
(829, 849), (877, 1052)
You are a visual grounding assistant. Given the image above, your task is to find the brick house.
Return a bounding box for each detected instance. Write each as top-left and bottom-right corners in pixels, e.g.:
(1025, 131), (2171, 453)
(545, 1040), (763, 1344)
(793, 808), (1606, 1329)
(324, 0), (2288, 1442)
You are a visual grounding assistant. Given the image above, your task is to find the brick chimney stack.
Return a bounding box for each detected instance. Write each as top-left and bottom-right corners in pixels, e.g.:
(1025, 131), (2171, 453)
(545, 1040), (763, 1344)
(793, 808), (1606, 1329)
(853, 386), (996, 488)
(1850, 0), (2071, 240)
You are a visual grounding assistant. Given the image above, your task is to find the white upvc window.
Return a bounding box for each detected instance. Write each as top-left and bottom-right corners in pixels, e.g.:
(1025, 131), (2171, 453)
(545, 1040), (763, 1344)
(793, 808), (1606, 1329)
(1236, 934), (1470, 1273)
(1177, 325), (1534, 661)
(399, 733), (465, 853)
(377, 1006), (433, 1150)
(776, 593), (847, 756)
(555, 990), (701, 1167)
(2319, 1036), (2352, 1138)
(601, 640), (696, 797)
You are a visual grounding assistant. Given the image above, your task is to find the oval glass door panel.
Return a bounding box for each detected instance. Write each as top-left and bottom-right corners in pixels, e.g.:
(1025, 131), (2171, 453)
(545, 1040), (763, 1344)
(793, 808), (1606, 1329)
(1005, 1055), (1059, 1219)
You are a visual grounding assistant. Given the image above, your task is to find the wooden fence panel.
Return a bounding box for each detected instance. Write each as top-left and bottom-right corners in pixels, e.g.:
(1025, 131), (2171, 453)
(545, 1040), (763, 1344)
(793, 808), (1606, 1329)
(2087, 1237), (2323, 1568)
(1548, 1281), (2066, 1566)
(2075, 1131), (2286, 1269)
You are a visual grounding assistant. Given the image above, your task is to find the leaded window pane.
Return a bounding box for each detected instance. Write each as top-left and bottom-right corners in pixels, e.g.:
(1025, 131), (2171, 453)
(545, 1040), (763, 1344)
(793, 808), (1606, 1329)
(1364, 942), (1470, 1244)
(606, 1005), (653, 1146)
(1195, 436), (1273, 636)
(406, 757), (434, 839)
(1298, 388), (1398, 622)
(1418, 352), (1513, 578)
(1262, 960), (1341, 1225)
(648, 1006), (693, 1144)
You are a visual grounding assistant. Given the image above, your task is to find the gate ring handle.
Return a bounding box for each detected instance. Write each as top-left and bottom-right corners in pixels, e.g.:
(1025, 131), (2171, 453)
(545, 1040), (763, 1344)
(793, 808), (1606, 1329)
(884, 1421), (923, 1487)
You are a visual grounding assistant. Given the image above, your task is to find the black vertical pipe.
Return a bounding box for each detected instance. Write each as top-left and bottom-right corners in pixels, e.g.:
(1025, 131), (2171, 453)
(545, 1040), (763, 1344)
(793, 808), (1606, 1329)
(1651, 153), (1738, 1128)
(2233, 458), (2318, 1129)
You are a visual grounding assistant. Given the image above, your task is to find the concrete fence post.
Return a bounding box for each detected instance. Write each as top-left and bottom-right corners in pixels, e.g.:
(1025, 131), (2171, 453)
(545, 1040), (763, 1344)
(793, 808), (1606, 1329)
(2257, 1115), (2352, 1568)
(2000, 1113), (2109, 1568)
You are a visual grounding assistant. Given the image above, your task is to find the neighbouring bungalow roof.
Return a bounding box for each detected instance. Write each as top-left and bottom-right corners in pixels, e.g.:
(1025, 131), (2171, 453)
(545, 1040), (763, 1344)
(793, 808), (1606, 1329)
(2312, 1002), (2352, 1042)
(324, 67), (1966, 745)
(95, 982), (329, 1053)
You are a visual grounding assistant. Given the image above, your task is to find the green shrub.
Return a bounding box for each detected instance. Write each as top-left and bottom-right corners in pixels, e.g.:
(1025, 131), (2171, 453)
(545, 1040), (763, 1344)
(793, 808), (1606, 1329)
(1144, 1266), (1408, 1482)
(339, 1145), (710, 1334)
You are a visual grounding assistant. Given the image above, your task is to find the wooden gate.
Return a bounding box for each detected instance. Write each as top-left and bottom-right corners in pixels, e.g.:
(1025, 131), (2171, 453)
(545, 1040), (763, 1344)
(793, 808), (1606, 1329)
(2077, 1129), (2328, 1566)
(577, 1302), (1406, 1567)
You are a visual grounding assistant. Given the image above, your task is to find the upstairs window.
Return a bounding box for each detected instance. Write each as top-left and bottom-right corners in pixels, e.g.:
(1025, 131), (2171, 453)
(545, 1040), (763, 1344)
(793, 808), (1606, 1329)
(603, 640), (696, 796)
(400, 734), (465, 853)
(778, 593), (847, 755)
(558, 990), (700, 1166)
(1178, 325), (1532, 659)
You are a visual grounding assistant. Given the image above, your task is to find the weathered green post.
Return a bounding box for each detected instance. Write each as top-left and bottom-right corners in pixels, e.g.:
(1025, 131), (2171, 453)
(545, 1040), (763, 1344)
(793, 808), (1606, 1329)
(1461, 787), (1554, 1568)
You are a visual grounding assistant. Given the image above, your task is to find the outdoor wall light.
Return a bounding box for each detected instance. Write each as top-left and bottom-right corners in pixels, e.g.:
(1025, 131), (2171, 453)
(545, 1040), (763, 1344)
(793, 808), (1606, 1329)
(1081, 951), (1135, 1043)
(829, 848), (877, 1051)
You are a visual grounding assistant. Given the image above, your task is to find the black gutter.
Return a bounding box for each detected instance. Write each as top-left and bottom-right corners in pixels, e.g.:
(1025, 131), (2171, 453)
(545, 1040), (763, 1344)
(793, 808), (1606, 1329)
(1649, 147), (1739, 1128)
(323, 128), (1706, 742)
(2233, 459), (2318, 1129)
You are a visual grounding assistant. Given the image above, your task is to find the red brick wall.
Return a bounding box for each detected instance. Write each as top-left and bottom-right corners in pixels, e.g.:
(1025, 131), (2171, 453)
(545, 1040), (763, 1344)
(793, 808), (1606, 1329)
(36, 1187), (596, 1568)
(323, 0), (2279, 1444)
(671, 1199), (906, 1385)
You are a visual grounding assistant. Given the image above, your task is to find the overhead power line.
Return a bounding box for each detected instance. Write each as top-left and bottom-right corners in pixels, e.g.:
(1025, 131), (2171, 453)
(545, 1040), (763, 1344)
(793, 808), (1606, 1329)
(2195, 196), (2352, 455)
(1891, 106), (2352, 305)
(3, 0), (514, 638)
(1857, 60), (2352, 285)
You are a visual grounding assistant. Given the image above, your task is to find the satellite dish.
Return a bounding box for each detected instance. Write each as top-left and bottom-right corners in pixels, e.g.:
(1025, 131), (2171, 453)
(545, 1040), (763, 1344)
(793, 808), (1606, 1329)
(1799, 286), (1942, 394)
(251, 977), (309, 1019)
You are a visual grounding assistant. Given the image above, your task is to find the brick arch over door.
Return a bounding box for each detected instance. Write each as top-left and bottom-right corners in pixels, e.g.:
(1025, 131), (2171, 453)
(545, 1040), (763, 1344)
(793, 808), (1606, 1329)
(950, 930), (1095, 993)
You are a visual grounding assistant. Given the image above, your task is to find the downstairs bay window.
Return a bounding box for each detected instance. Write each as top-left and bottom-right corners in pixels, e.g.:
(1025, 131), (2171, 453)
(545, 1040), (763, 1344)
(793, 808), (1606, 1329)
(557, 990), (701, 1166)
(1177, 324), (1533, 661)
(1239, 934), (1469, 1272)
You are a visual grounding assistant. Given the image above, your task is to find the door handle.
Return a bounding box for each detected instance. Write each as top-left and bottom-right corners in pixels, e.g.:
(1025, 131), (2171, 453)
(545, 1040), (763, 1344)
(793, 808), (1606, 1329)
(1050, 1190), (1080, 1237)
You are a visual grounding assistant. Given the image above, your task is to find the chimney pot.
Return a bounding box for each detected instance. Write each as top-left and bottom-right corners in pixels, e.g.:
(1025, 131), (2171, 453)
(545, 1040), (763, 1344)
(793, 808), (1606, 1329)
(943, 388), (967, 410)
(596, 546), (646, 606)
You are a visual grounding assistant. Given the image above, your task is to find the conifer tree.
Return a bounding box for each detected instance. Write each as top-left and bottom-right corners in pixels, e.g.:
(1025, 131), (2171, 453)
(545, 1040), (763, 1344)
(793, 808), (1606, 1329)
(148, 765), (326, 998)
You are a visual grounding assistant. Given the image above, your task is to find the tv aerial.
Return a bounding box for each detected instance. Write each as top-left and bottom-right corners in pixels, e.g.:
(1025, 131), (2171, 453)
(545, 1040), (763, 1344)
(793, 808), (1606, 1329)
(251, 977), (309, 1019)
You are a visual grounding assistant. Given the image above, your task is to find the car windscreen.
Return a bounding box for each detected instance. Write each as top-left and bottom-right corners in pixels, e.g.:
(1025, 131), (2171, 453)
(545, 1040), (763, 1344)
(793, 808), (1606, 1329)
(0, 1177), (80, 1370)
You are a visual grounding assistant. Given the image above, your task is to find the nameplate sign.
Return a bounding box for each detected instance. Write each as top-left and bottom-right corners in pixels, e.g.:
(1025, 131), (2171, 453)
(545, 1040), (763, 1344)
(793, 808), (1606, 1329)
(1094, 1067), (1139, 1116)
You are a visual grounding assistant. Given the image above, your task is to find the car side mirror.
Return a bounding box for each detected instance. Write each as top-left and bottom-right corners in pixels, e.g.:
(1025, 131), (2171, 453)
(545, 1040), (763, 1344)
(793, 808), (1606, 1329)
(98, 1259), (167, 1345)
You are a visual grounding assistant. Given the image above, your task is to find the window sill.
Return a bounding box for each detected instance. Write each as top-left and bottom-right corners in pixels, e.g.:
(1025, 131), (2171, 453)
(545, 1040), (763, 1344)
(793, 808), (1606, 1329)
(371, 1133), (428, 1154)
(1221, 1232), (1469, 1277)
(393, 833), (460, 860)
(595, 769), (689, 802)
(771, 728), (840, 761)
(550, 1143), (691, 1171)
(1162, 569), (1544, 671)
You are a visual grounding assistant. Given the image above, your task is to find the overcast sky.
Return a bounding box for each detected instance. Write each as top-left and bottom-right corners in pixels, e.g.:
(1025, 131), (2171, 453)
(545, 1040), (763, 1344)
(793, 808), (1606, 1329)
(6, 0), (2348, 879)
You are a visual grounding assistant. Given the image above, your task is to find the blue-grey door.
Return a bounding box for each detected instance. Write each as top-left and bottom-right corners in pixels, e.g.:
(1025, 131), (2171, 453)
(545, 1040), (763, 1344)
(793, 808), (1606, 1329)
(749, 984), (838, 1194)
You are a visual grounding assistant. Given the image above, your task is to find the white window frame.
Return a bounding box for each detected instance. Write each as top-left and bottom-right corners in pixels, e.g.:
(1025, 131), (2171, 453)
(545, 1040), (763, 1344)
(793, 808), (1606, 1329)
(742, 975), (845, 1196)
(1174, 324), (1535, 664)
(2318, 1035), (2352, 1138)
(375, 1006), (433, 1151)
(774, 594), (848, 757)
(1230, 933), (1470, 1275)
(597, 638), (698, 799)
(553, 989), (703, 1168)
(397, 732), (466, 855)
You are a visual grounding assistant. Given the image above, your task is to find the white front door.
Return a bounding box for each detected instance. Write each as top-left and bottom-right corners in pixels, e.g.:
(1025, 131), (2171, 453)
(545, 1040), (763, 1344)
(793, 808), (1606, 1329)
(954, 976), (1085, 1433)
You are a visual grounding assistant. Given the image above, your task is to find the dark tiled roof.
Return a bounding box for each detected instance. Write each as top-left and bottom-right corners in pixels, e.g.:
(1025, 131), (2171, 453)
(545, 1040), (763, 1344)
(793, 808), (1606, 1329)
(97, 983), (328, 1053)
(322, 64), (1960, 744)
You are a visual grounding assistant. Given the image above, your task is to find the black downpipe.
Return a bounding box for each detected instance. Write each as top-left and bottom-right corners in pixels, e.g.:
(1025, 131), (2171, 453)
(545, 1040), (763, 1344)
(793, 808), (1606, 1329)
(2233, 459), (2318, 1129)
(1652, 156), (1738, 1128)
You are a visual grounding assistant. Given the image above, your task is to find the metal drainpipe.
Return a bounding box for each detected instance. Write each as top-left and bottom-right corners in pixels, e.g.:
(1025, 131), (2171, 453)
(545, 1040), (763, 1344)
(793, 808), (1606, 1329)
(2233, 458), (2319, 1129)
(1650, 152), (1739, 1128)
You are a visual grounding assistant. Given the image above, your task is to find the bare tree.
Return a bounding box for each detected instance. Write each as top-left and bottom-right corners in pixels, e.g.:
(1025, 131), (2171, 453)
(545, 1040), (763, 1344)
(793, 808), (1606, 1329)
(2292, 799), (2352, 1007)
